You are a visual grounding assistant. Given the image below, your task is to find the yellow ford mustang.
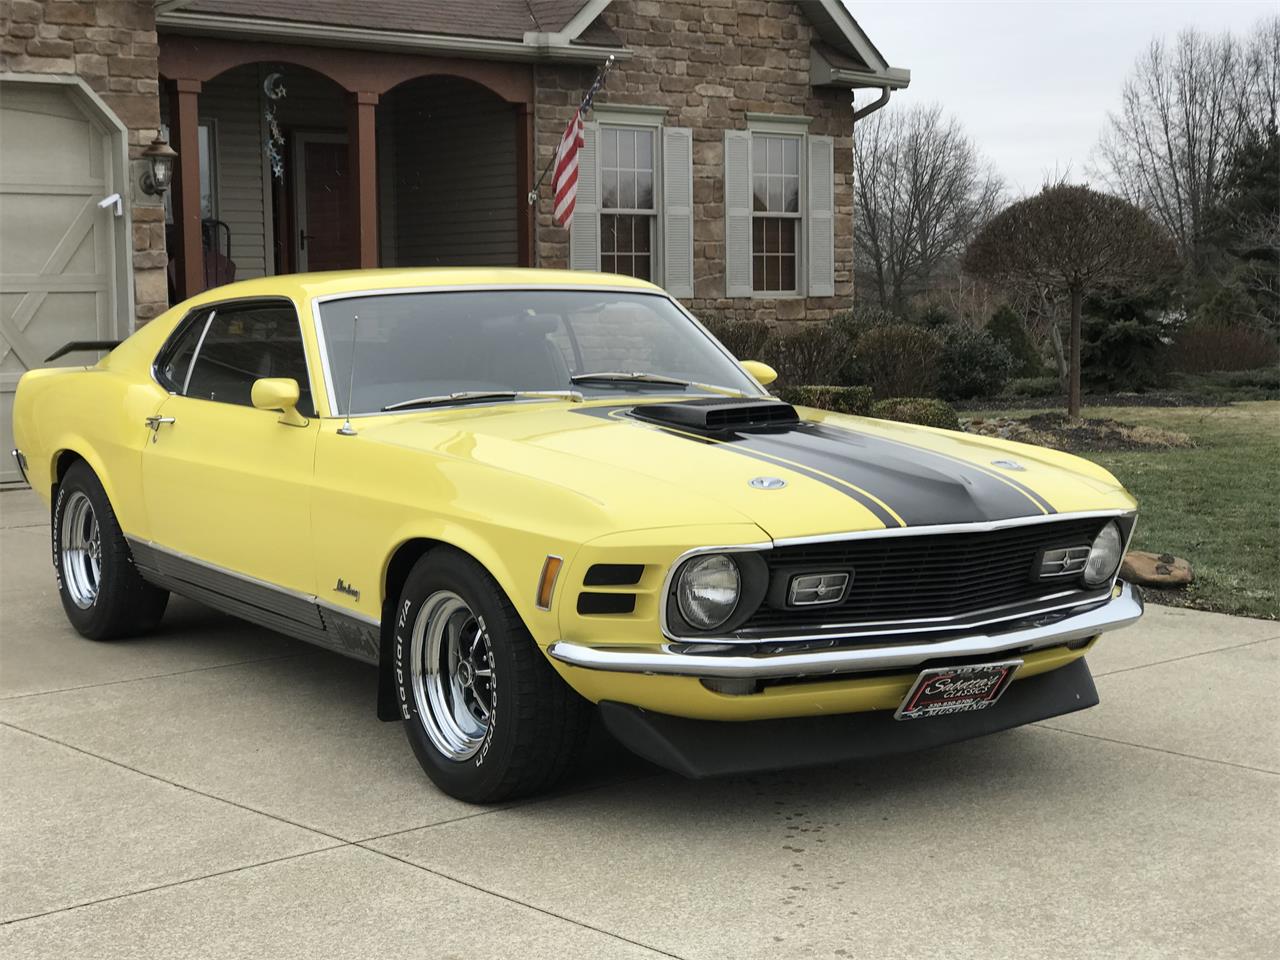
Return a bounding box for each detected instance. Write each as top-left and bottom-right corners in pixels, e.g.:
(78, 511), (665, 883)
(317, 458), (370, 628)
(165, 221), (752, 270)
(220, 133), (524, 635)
(12, 268), (1142, 802)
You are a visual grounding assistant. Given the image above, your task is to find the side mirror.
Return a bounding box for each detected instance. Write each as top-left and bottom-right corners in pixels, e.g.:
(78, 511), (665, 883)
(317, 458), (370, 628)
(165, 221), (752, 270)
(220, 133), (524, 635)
(740, 360), (778, 387)
(251, 377), (308, 427)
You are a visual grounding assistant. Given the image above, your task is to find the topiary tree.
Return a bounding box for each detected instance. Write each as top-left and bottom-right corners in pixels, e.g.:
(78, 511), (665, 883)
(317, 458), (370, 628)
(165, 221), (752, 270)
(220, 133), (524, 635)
(963, 184), (1178, 416)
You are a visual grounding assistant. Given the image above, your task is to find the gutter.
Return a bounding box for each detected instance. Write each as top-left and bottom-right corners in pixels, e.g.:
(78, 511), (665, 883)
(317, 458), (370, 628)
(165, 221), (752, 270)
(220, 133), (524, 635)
(155, 12), (632, 64)
(853, 86), (892, 122)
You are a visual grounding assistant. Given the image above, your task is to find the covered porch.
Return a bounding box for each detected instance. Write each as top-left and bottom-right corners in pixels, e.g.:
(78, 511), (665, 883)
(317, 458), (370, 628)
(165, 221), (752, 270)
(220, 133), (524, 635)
(158, 35), (536, 300)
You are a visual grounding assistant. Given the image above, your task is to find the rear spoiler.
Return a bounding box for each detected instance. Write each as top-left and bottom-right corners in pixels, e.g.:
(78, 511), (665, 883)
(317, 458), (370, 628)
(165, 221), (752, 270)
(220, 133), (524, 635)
(44, 340), (121, 363)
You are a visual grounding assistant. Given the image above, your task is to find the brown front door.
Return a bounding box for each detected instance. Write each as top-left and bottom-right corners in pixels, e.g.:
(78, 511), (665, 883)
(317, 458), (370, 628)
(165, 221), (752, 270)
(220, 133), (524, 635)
(293, 134), (352, 272)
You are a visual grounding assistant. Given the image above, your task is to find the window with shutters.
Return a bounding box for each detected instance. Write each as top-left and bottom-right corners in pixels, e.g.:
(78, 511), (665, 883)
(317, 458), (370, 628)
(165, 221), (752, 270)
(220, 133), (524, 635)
(600, 126), (656, 281)
(751, 134), (801, 293)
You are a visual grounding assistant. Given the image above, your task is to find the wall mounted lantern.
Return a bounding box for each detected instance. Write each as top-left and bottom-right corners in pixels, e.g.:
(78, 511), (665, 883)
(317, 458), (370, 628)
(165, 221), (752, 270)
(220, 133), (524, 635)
(140, 135), (179, 196)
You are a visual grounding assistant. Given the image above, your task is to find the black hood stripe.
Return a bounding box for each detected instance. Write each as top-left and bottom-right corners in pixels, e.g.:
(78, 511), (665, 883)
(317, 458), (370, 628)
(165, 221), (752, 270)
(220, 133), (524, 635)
(803, 422), (1057, 516)
(569, 404), (1056, 527)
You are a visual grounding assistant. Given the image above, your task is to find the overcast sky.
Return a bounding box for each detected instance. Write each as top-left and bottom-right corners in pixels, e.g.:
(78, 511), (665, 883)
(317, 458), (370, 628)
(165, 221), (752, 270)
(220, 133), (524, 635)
(850, 0), (1274, 195)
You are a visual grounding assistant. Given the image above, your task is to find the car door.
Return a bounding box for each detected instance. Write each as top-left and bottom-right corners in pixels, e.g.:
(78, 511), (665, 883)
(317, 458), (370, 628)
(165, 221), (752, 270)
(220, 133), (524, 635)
(141, 298), (319, 598)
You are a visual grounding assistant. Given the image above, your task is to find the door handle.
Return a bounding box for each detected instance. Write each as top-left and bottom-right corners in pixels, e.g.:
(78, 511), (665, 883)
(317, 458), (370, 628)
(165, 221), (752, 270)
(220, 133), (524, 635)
(145, 415), (175, 441)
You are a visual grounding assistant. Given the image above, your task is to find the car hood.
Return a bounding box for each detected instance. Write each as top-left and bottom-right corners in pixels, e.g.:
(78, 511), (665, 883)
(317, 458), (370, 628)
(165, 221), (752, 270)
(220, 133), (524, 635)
(357, 400), (1136, 540)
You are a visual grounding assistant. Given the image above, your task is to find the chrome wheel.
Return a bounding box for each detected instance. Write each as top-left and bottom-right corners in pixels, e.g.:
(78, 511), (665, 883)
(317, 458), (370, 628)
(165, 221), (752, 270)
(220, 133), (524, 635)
(60, 490), (101, 610)
(410, 590), (494, 761)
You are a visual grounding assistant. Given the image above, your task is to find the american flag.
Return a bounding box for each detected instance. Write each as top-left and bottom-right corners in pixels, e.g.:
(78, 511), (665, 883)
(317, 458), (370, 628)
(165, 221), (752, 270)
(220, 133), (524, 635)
(552, 110), (586, 228)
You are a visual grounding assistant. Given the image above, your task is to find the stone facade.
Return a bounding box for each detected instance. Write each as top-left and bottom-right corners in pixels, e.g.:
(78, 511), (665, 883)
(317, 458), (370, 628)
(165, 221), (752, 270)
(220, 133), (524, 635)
(1, 0), (167, 325)
(534, 0), (855, 322)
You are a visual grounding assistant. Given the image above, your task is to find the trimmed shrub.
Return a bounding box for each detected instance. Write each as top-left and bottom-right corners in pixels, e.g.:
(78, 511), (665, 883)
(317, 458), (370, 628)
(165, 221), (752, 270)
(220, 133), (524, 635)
(871, 397), (962, 431)
(854, 323), (944, 398)
(1003, 375), (1061, 398)
(700, 315), (774, 361)
(1166, 323), (1279, 373)
(768, 321), (856, 386)
(936, 325), (1014, 400)
(777, 385), (874, 416)
(987, 305), (1044, 377)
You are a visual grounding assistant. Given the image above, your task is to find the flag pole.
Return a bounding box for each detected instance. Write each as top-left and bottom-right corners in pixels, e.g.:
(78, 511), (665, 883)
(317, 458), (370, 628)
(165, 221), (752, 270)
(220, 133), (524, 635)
(527, 55), (616, 207)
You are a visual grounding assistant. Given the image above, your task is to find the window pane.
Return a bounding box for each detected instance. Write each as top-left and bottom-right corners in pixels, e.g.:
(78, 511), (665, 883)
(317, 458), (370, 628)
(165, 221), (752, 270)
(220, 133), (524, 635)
(637, 171), (654, 210)
(634, 217), (651, 254)
(785, 176), (799, 213)
(601, 254), (617, 274)
(602, 170), (619, 209)
(752, 217), (765, 254)
(620, 129), (635, 168)
(784, 138), (799, 175)
(185, 302), (311, 413)
(601, 128), (618, 168)
(765, 252), (780, 291)
(753, 176), (768, 213)
(780, 254), (796, 292)
(633, 254), (651, 281)
(768, 175), (783, 212)
(602, 214), (618, 254)
(753, 255), (766, 289)
(637, 130), (654, 169)
(780, 219), (796, 254)
(620, 169), (637, 210)
(768, 137), (782, 175)
(753, 136), (766, 172)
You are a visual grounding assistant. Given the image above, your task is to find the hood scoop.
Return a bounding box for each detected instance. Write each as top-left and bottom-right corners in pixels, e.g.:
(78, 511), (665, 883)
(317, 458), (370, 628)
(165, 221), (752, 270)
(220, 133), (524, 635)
(631, 397), (800, 433)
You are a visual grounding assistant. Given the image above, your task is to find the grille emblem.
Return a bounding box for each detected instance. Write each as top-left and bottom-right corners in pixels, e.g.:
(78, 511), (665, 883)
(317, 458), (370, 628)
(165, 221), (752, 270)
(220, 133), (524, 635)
(749, 476), (787, 490)
(1038, 546), (1090, 578)
(789, 572), (851, 606)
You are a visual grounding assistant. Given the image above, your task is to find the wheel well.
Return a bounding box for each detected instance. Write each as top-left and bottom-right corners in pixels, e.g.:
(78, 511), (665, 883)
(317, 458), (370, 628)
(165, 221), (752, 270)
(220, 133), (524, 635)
(376, 537), (446, 721)
(53, 450), (85, 491)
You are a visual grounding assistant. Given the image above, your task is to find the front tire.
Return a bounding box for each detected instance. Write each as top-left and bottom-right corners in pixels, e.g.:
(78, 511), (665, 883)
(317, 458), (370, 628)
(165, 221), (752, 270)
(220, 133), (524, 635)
(394, 548), (589, 803)
(52, 461), (168, 640)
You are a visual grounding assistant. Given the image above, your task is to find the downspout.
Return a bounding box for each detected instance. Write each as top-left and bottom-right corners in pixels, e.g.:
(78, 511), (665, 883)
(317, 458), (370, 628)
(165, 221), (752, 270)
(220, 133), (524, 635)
(852, 86), (892, 122)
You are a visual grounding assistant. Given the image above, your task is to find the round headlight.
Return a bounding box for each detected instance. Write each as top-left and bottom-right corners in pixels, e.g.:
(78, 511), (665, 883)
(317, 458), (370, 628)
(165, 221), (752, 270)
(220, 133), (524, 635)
(676, 554), (741, 630)
(1083, 521), (1124, 586)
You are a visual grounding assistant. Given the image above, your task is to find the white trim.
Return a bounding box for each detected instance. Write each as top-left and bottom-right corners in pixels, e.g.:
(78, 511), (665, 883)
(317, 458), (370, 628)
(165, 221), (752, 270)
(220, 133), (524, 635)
(158, 11), (630, 63)
(745, 113), (813, 132)
(590, 104), (668, 125)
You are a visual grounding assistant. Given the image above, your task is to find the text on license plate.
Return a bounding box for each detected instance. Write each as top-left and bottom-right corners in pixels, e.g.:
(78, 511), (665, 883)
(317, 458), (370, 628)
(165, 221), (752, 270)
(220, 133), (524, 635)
(894, 659), (1023, 721)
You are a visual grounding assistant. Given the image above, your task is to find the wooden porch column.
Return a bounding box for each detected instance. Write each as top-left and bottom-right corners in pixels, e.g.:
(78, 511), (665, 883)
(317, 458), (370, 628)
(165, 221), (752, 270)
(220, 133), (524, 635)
(517, 102), (534, 267)
(168, 78), (203, 298)
(347, 91), (379, 268)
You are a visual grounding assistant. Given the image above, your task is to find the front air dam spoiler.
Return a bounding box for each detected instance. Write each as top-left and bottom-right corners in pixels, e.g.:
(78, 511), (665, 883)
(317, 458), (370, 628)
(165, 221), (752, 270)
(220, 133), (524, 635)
(599, 657), (1099, 779)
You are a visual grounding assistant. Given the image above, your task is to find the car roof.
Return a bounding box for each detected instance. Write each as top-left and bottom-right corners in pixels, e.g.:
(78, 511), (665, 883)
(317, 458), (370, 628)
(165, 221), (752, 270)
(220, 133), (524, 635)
(178, 267), (662, 307)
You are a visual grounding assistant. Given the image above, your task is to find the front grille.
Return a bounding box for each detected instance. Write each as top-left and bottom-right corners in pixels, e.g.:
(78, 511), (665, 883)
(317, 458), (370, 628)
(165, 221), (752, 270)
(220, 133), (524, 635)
(741, 517), (1107, 634)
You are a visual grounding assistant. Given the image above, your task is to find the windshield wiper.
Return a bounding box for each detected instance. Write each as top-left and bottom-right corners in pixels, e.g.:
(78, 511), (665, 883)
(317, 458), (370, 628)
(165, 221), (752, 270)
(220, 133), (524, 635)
(570, 371), (748, 398)
(382, 390), (584, 412)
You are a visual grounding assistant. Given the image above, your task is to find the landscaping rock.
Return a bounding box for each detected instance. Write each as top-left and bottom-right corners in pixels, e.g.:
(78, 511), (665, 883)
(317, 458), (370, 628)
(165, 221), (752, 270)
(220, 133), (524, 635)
(1122, 551), (1194, 588)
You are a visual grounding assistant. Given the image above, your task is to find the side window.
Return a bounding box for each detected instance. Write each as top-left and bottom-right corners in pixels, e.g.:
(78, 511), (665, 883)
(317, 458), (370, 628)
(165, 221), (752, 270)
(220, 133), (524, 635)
(182, 301), (314, 415)
(155, 308), (212, 394)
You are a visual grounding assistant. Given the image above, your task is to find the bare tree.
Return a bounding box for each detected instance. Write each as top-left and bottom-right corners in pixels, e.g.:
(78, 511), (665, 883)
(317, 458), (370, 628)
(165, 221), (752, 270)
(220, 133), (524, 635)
(854, 103), (1003, 312)
(1096, 17), (1279, 268)
(964, 186), (1179, 417)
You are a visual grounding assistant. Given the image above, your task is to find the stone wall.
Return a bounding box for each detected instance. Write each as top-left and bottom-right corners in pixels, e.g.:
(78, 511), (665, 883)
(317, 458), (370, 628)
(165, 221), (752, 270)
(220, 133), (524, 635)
(533, 0), (855, 323)
(1, 0), (167, 326)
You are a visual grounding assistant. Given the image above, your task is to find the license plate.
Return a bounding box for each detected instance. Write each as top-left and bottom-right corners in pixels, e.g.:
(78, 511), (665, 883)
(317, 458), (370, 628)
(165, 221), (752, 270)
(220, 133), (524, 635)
(894, 660), (1023, 721)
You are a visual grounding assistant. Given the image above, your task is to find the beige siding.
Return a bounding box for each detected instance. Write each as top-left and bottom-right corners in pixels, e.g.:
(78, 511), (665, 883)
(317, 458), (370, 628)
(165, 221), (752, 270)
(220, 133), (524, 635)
(200, 66), (269, 279)
(384, 78), (518, 267)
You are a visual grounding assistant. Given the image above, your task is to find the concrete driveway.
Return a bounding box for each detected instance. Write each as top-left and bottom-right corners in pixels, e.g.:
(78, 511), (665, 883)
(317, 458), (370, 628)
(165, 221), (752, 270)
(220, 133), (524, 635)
(1, 487), (1276, 959)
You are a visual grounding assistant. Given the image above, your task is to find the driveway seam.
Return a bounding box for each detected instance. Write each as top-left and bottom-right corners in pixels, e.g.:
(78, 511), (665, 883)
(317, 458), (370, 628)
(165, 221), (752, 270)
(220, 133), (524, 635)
(1034, 723), (1280, 776)
(0, 721), (350, 843)
(356, 844), (691, 959)
(0, 652), (312, 702)
(0, 844), (350, 927)
(1092, 635), (1280, 678)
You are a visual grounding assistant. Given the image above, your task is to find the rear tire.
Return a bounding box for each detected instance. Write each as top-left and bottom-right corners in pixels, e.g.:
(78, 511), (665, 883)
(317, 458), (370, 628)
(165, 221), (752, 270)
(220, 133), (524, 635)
(52, 461), (168, 640)
(394, 547), (589, 803)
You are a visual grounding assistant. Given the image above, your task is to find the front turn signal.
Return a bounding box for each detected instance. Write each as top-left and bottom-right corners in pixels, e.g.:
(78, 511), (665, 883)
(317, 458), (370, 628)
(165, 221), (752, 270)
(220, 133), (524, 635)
(536, 556), (563, 610)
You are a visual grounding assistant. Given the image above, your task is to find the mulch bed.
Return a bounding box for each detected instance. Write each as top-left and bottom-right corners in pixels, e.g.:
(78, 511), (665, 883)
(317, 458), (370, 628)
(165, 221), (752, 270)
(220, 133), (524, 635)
(962, 412), (1195, 453)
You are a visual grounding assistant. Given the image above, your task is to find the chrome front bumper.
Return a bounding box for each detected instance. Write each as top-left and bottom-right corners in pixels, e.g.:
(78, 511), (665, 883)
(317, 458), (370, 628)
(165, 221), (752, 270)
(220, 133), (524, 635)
(549, 582), (1143, 680)
(10, 449), (30, 486)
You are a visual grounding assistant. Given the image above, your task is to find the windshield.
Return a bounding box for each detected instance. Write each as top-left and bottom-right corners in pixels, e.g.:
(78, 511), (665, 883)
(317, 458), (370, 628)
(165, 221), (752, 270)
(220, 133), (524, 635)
(317, 289), (762, 415)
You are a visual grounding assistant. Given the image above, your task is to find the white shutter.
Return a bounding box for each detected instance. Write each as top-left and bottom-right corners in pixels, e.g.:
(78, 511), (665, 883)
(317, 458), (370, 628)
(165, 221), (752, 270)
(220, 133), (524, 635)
(806, 134), (835, 298)
(662, 126), (694, 297)
(724, 129), (753, 298)
(569, 121), (600, 271)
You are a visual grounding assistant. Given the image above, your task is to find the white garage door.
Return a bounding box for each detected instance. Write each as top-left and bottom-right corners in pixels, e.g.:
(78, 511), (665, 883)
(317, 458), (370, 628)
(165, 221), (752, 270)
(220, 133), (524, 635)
(1, 78), (128, 484)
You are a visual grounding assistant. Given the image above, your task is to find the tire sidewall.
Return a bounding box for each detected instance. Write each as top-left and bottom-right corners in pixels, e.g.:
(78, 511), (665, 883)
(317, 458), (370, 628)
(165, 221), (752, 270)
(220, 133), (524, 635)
(51, 466), (112, 633)
(393, 553), (519, 800)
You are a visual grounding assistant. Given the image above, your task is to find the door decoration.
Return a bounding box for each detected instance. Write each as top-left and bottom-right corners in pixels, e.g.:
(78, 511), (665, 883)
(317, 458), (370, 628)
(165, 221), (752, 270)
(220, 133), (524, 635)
(263, 71), (287, 181)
